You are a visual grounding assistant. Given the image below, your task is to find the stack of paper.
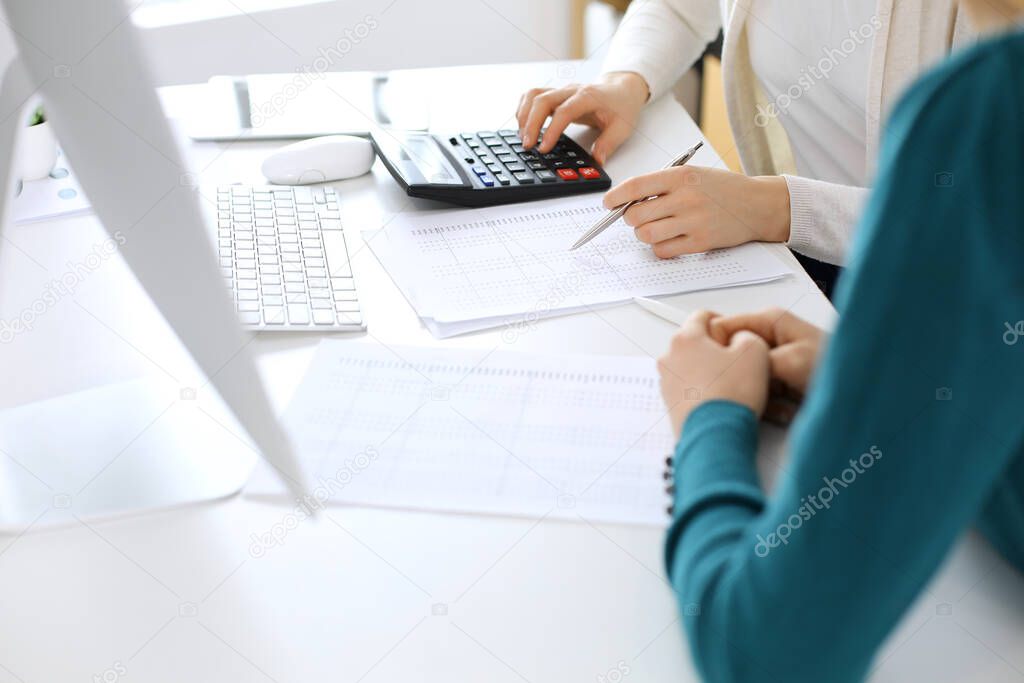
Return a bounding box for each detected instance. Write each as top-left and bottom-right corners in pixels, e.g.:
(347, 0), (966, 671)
(246, 341), (676, 526)
(365, 194), (793, 337)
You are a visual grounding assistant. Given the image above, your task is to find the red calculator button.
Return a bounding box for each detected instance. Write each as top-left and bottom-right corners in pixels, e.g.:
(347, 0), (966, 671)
(556, 168), (579, 180)
(579, 167), (600, 179)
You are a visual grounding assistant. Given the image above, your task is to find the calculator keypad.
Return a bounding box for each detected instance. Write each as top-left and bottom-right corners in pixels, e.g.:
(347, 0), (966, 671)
(453, 130), (606, 189)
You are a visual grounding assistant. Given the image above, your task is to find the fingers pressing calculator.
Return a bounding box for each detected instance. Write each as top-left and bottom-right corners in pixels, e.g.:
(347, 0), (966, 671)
(371, 129), (611, 207)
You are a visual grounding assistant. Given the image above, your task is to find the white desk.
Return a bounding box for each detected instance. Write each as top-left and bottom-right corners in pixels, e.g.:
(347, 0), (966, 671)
(1, 62), (1021, 683)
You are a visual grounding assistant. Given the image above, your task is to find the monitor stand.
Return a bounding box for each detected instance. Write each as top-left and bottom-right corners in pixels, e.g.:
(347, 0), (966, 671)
(0, 378), (256, 533)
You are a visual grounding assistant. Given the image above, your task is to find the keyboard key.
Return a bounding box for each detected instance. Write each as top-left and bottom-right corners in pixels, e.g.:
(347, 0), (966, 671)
(494, 174), (511, 186)
(313, 310), (336, 325)
(263, 295), (283, 307)
(579, 166), (601, 179)
(284, 272), (304, 283)
(331, 277), (356, 291)
(528, 162), (546, 170)
(536, 170), (557, 182)
(513, 172), (535, 184)
(310, 288), (331, 299)
(505, 162), (525, 172)
(264, 307), (285, 324)
(237, 268), (257, 280)
(287, 305), (309, 325)
(239, 312), (261, 325)
(311, 299), (333, 309)
(285, 283), (306, 294)
(479, 175), (495, 187)
(557, 168), (579, 180)
(321, 233), (351, 277)
(237, 301), (260, 312)
(335, 301), (361, 312)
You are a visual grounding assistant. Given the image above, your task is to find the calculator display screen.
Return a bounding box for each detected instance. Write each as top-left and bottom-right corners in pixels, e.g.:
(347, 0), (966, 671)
(396, 136), (463, 186)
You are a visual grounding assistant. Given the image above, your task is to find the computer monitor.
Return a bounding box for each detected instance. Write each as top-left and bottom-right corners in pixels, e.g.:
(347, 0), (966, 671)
(0, 0), (308, 528)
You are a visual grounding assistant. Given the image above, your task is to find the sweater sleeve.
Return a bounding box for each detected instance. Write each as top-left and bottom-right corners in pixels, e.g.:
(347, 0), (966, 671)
(665, 40), (1024, 683)
(782, 175), (870, 265)
(601, 0), (723, 101)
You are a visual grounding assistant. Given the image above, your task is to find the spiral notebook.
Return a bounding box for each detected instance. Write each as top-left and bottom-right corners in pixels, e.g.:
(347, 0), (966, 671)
(367, 193), (793, 333)
(246, 341), (676, 526)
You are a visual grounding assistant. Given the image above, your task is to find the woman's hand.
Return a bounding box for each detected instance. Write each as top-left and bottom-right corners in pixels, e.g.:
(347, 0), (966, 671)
(658, 310), (771, 439)
(515, 72), (649, 165)
(602, 167), (792, 258)
(710, 308), (827, 425)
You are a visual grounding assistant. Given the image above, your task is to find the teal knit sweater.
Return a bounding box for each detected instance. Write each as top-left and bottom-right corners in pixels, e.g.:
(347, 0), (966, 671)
(667, 29), (1024, 683)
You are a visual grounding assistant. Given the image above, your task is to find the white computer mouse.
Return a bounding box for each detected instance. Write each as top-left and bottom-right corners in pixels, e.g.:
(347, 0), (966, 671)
(261, 134), (376, 185)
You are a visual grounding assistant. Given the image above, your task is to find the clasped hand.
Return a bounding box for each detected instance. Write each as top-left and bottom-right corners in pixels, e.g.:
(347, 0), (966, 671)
(657, 308), (826, 438)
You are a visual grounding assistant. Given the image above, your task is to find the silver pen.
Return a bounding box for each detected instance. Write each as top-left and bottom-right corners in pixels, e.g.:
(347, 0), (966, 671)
(569, 140), (704, 251)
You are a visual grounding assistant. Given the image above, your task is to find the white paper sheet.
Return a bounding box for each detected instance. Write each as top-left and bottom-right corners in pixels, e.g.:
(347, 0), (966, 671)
(375, 194), (793, 325)
(246, 341), (676, 526)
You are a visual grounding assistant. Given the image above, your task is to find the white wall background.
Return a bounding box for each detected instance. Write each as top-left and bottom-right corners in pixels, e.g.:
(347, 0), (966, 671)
(135, 0), (582, 86)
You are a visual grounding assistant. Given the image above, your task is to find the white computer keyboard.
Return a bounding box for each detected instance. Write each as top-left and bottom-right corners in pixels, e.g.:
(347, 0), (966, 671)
(215, 185), (365, 332)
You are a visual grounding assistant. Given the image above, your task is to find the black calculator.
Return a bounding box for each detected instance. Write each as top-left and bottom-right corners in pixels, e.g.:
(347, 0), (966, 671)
(371, 129), (611, 207)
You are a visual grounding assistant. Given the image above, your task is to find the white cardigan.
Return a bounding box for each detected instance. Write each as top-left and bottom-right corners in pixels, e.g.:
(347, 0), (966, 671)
(603, 0), (973, 265)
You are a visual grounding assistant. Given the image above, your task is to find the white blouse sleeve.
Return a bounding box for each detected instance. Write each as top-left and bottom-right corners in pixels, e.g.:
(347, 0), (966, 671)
(602, 0), (724, 101)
